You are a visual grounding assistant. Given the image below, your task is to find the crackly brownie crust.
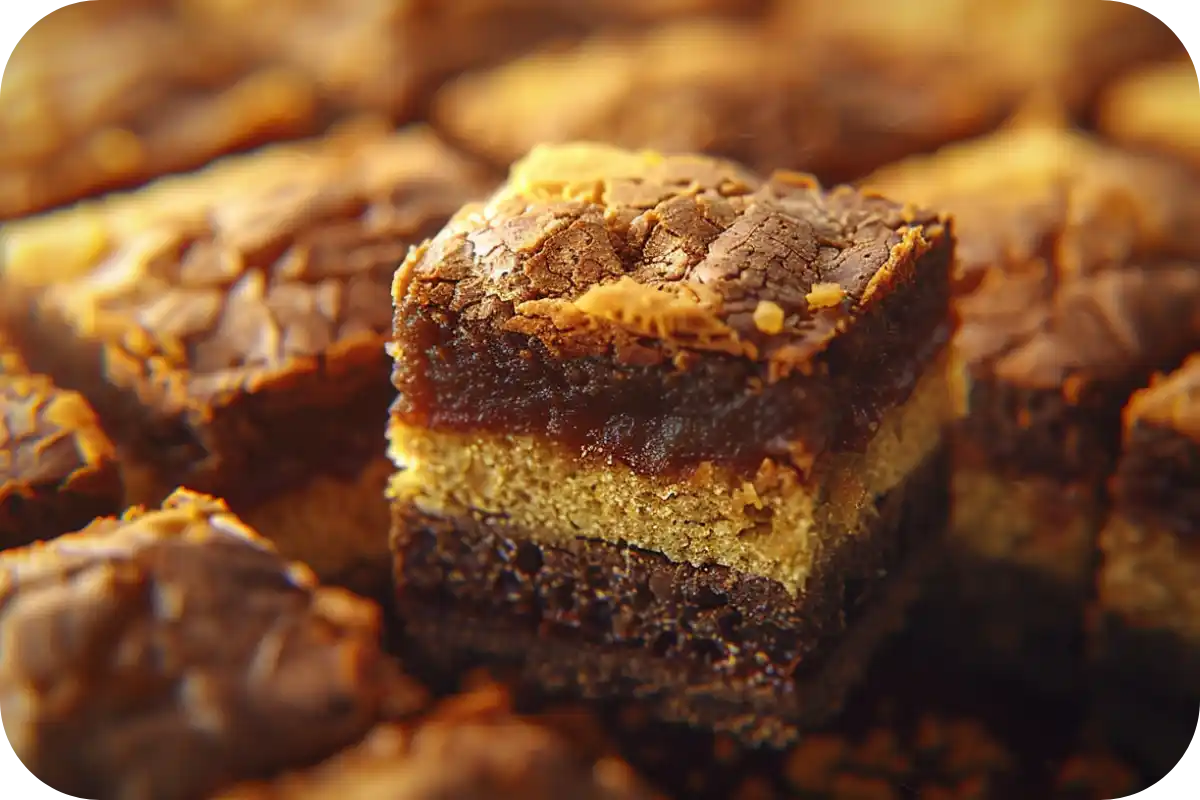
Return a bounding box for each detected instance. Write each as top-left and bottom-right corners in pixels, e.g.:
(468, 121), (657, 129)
(866, 125), (1200, 482)
(0, 334), (121, 550)
(393, 446), (948, 743)
(3, 125), (492, 512)
(217, 685), (654, 800)
(393, 143), (952, 477)
(0, 488), (425, 800)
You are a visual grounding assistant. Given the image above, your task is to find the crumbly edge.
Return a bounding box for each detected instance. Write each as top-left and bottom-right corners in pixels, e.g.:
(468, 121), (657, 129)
(387, 349), (950, 595)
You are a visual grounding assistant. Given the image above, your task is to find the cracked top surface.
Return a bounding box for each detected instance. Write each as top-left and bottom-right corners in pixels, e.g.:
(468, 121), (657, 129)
(6, 125), (491, 409)
(395, 143), (948, 378)
(0, 488), (424, 800)
(0, 332), (118, 529)
(864, 124), (1200, 392)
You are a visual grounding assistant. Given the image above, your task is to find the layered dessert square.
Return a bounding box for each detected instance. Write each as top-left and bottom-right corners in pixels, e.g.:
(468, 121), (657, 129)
(388, 143), (956, 741)
(1094, 355), (1200, 767)
(0, 488), (423, 800)
(864, 123), (1200, 689)
(1, 124), (492, 586)
(0, 331), (121, 550)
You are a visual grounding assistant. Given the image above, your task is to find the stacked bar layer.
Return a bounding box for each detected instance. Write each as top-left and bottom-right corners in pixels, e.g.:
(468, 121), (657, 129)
(388, 143), (956, 742)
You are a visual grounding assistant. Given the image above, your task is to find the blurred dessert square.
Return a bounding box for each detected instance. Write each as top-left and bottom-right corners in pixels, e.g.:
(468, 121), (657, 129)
(864, 121), (1200, 690)
(0, 122), (493, 587)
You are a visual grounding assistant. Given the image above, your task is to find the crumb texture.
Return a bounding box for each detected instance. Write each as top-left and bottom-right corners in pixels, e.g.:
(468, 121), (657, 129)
(0, 489), (420, 800)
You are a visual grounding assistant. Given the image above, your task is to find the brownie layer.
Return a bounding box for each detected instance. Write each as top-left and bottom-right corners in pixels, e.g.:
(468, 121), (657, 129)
(0, 488), (423, 800)
(393, 446), (948, 743)
(0, 334), (122, 550)
(393, 143), (952, 479)
(2, 126), (491, 570)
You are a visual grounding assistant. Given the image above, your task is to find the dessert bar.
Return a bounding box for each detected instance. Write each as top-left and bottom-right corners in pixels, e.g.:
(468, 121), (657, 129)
(389, 143), (956, 741)
(217, 685), (654, 800)
(1096, 353), (1200, 698)
(432, 18), (1003, 183)
(2, 0), (318, 218)
(1098, 59), (1200, 171)
(0, 489), (423, 800)
(1, 124), (492, 586)
(0, 331), (121, 550)
(864, 122), (1200, 689)
(433, 0), (1181, 184)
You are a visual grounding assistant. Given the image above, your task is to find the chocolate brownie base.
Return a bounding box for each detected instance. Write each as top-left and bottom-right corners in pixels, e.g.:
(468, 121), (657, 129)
(393, 446), (948, 745)
(0, 335), (122, 550)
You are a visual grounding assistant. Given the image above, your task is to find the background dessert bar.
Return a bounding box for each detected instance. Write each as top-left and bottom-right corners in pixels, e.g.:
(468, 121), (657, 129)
(864, 120), (1200, 691)
(0, 489), (424, 800)
(1, 123), (493, 586)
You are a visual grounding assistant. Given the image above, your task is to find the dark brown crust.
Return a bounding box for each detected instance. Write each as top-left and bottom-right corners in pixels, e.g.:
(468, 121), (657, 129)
(0, 335), (122, 549)
(393, 145), (952, 476)
(0, 488), (425, 800)
(6, 127), (492, 509)
(392, 447), (948, 744)
(867, 127), (1200, 481)
(1111, 355), (1200, 536)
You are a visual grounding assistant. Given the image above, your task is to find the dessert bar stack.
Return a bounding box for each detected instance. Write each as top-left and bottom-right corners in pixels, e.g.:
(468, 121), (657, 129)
(386, 143), (957, 742)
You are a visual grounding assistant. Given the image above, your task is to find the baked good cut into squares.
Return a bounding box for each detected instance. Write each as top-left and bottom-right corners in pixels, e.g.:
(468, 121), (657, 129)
(387, 143), (956, 740)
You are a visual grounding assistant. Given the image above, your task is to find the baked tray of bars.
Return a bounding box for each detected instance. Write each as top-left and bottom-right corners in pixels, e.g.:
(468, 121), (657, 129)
(2, 1), (1199, 797)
